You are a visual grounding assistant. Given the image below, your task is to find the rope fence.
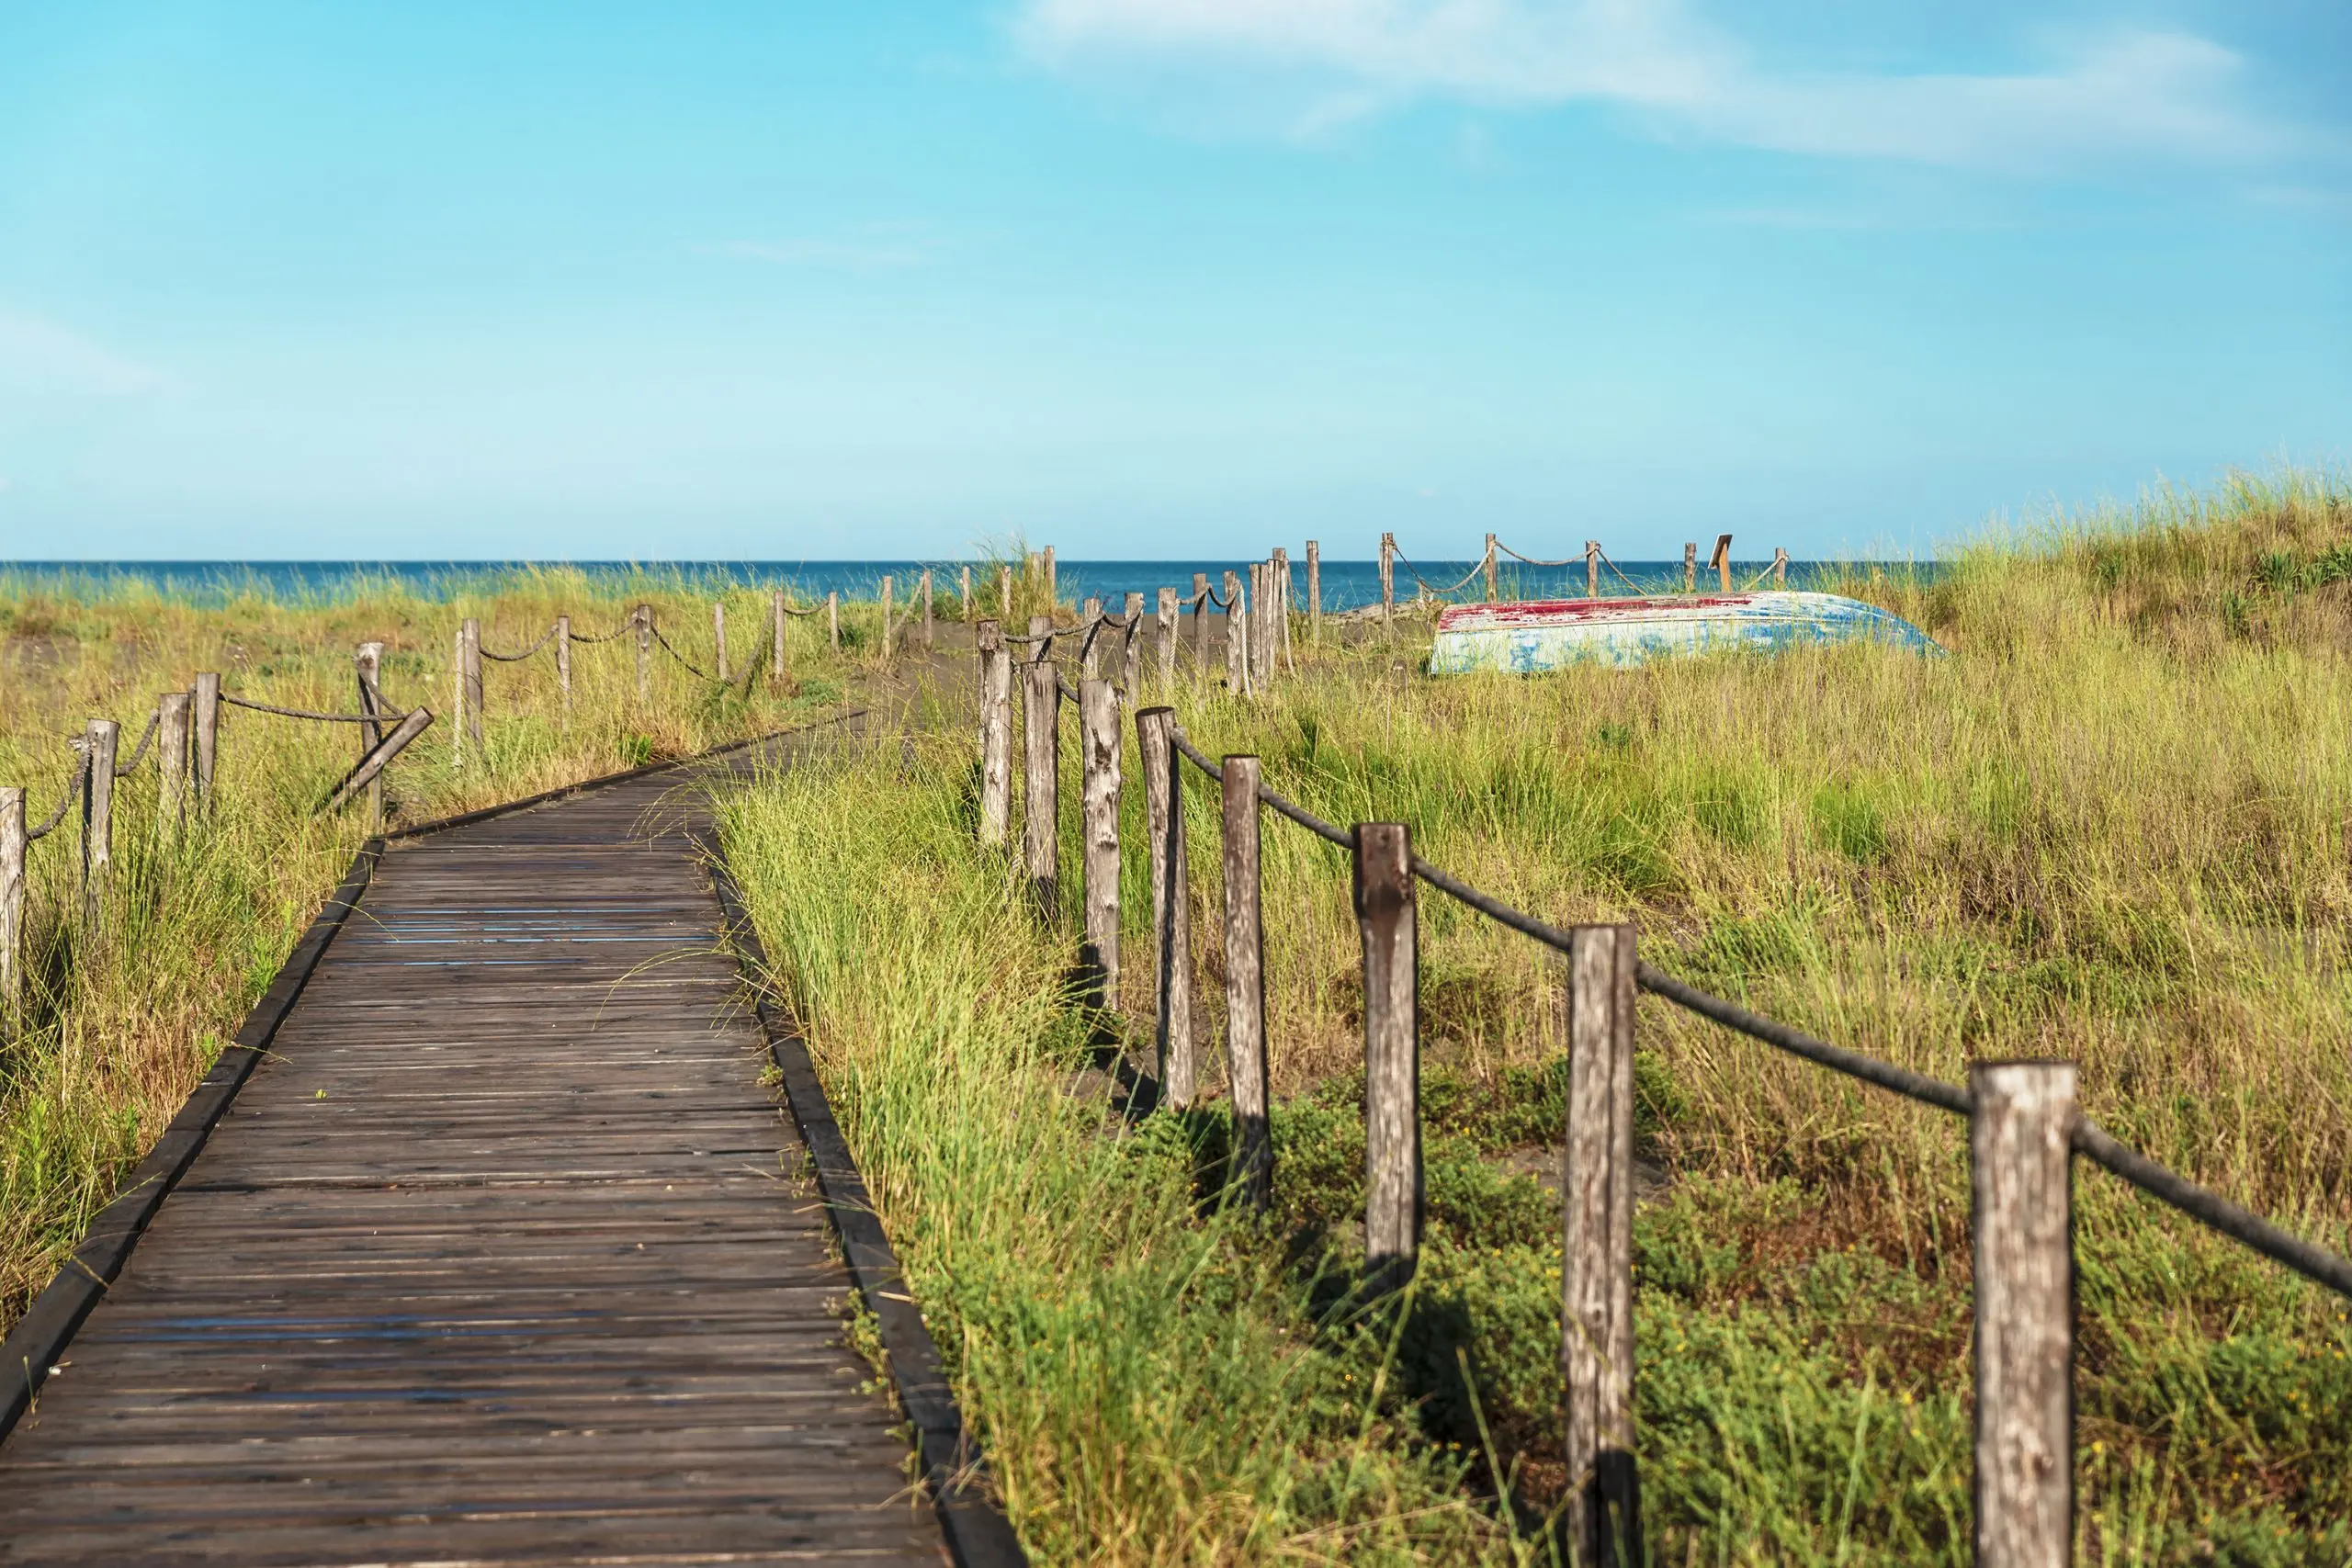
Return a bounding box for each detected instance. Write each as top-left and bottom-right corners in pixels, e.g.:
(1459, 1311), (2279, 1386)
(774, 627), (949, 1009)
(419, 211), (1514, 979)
(967, 617), (2352, 1563)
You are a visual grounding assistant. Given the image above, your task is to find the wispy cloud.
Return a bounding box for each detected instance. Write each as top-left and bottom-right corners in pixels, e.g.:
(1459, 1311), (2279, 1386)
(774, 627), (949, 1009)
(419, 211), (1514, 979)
(701, 222), (943, 270)
(0, 310), (164, 397)
(1014, 1), (2290, 172)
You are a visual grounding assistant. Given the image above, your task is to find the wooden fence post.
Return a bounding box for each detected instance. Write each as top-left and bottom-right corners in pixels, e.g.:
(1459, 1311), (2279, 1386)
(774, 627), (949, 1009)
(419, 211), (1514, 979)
(1712, 534), (1733, 593)
(1972, 1060), (2077, 1568)
(1379, 532), (1396, 636)
(999, 564), (1012, 618)
(978, 622), (1012, 847)
(828, 592), (840, 651)
(713, 601), (729, 683)
(962, 565), (973, 623)
(1027, 614), (1053, 664)
(461, 617), (484, 752)
(0, 787), (23, 1029)
(636, 604), (654, 704)
(355, 642), (384, 829)
(82, 718), (117, 939)
(1222, 755), (1272, 1209)
(1136, 708), (1193, 1109)
(922, 569), (934, 647)
(1565, 924), (1641, 1566)
(557, 615), (573, 712)
(1586, 541), (1601, 600)
(1354, 821), (1419, 1291)
(1081, 597), (1103, 681)
(1080, 677), (1121, 1007)
(1043, 546), (1057, 608)
(1774, 547), (1789, 589)
(1190, 573), (1209, 667)
(1484, 534), (1498, 602)
(1224, 570), (1248, 695)
(1253, 562), (1276, 686)
(157, 690), (192, 840)
(1306, 540), (1321, 644)
(1271, 547), (1291, 667)
(1022, 660), (1060, 922)
(1123, 592), (1145, 695)
(452, 624), (469, 764)
(880, 576), (894, 661)
(1156, 587), (1178, 684)
(769, 593), (786, 685)
(193, 672), (220, 816)
(1683, 543), (1697, 594)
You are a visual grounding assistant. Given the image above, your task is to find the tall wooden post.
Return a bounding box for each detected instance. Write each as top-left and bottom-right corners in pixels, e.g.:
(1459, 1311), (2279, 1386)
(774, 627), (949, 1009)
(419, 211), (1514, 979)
(1683, 543), (1697, 593)
(961, 565), (973, 623)
(1027, 614), (1053, 664)
(452, 624), (469, 764)
(82, 718), (118, 939)
(999, 564), (1012, 618)
(1773, 547), (1789, 589)
(1190, 572), (1209, 666)
(1306, 540), (1321, 644)
(635, 604), (653, 705)
(1222, 755), (1271, 1209)
(1586, 541), (1602, 600)
(1712, 534), (1734, 593)
(978, 622), (1012, 848)
(1354, 821), (1419, 1291)
(0, 787), (23, 1029)
(1253, 563), (1276, 686)
(1224, 570), (1249, 695)
(1079, 678), (1121, 1007)
(1484, 534), (1498, 602)
(1022, 660), (1060, 922)
(880, 576), (894, 661)
(770, 593), (786, 685)
(1122, 592), (1145, 695)
(461, 617), (484, 752)
(1136, 708), (1193, 1109)
(1379, 532), (1396, 635)
(355, 642), (384, 829)
(1156, 587), (1179, 684)
(1270, 547), (1291, 666)
(707, 601), (725, 683)
(1972, 1060), (2077, 1568)
(193, 672), (220, 816)
(828, 592), (840, 651)
(1081, 597), (1103, 681)
(556, 615), (573, 712)
(1043, 546), (1057, 608)
(157, 691), (193, 840)
(922, 569), (934, 647)
(1565, 924), (1641, 1566)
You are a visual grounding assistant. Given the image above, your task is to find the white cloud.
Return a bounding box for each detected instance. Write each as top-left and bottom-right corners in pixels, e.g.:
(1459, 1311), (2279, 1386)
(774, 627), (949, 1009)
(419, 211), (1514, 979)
(1015, 0), (2285, 170)
(0, 310), (164, 398)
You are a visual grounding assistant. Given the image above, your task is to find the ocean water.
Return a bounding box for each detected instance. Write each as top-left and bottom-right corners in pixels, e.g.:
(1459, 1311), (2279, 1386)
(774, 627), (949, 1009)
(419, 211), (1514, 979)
(1, 558), (1928, 614)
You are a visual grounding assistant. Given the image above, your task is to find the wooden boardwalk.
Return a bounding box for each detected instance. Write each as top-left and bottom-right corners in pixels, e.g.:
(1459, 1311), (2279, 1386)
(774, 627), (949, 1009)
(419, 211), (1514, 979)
(0, 741), (953, 1565)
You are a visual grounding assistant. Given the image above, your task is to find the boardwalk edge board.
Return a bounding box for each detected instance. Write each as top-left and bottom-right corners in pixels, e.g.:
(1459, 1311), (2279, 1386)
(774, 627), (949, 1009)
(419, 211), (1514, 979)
(1, 836), (384, 1441)
(384, 708), (868, 841)
(703, 836), (1030, 1568)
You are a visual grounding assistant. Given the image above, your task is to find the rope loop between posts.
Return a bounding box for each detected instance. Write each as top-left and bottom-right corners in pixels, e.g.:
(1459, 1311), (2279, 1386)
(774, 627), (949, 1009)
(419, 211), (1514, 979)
(1390, 546), (1486, 599)
(1594, 547), (1648, 596)
(113, 707), (162, 777)
(25, 751), (89, 842)
(220, 693), (412, 724)
(649, 626), (722, 683)
(479, 624), (560, 661)
(1493, 540), (1579, 569)
(567, 619), (634, 644)
(1146, 700), (2352, 1305)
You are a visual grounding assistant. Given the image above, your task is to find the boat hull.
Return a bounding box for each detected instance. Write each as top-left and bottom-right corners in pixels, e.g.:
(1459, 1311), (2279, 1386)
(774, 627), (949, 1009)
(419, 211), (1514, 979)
(1429, 592), (1941, 673)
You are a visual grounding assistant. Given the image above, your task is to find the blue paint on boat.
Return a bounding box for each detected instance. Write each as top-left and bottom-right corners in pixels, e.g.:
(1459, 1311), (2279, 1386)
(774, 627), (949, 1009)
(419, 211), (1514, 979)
(1429, 592), (1943, 673)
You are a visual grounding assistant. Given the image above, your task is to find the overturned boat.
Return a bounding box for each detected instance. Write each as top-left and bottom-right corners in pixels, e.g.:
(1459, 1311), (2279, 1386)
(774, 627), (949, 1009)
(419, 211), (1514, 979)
(1429, 591), (1942, 674)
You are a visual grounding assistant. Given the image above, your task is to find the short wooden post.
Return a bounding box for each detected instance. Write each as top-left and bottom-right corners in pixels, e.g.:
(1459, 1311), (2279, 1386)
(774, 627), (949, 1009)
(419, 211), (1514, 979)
(1586, 541), (1602, 600)
(1224, 570), (1249, 695)
(1122, 592), (1145, 695)
(1222, 755), (1272, 1209)
(155, 689), (192, 839)
(1081, 596), (1103, 681)
(1079, 678), (1121, 1006)
(769, 593), (786, 685)
(1136, 708), (1193, 1108)
(193, 672), (220, 815)
(999, 564), (1012, 617)
(461, 617), (484, 751)
(827, 592), (840, 651)
(635, 604), (653, 704)
(713, 601), (729, 682)
(83, 718), (118, 938)
(1043, 545), (1057, 608)
(1484, 534), (1498, 602)
(880, 575), (894, 660)
(1971, 1060), (2077, 1568)
(922, 569), (934, 647)
(1712, 534), (1733, 593)
(1190, 572), (1209, 665)
(1156, 587), (1179, 684)
(1683, 543), (1697, 593)
(1565, 924), (1641, 1565)
(1354, 821), (1419, 1291)
(961, 565), (973, 623)
(557, 615), (573, 711)
(1022, 660), (1060, 921)
(1306, 540), (1321, 643)
(354, 642), (384, 829)
(0, 787), (24, 1028)
(1773, 547), (1789, 589)
(1379, 532), (1396, 635)
(978, 621), (1012, 847)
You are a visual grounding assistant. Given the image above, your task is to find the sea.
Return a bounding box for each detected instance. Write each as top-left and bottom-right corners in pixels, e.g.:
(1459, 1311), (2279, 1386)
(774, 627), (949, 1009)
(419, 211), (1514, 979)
(0, 558), (1923, 613)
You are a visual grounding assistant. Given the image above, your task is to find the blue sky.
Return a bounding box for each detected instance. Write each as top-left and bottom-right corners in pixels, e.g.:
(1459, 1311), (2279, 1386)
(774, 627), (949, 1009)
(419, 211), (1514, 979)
(0, 2), (2345, 561)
